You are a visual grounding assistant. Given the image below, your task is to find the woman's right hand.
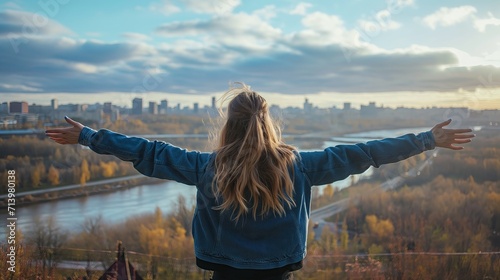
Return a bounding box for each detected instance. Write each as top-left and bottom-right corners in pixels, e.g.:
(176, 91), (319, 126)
(431, 119), (475, 150)
(45, 116), (84, 145)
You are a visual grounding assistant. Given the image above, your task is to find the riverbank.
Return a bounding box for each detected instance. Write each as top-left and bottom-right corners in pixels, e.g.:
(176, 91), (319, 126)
(0, 175), (164, 209)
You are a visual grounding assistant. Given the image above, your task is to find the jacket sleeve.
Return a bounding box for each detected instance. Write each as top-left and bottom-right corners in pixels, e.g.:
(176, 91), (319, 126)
(78, 126), (210, 186)
(298, 131), (435, 186)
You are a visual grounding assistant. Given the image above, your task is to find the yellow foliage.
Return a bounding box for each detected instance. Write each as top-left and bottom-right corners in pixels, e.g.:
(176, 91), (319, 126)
(80, 159), (90, 185)
(365, 215), (394, 239)
(100, 161), (118, 178)
(139, 225), (169, 256)
(47, 165), (60, 186)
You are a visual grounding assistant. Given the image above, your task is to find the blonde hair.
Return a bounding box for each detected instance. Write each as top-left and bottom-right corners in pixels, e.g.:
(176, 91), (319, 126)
(213, 83), (296, 222)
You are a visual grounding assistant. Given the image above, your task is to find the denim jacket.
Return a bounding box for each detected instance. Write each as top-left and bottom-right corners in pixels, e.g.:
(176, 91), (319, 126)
(78, 127), (435, 270)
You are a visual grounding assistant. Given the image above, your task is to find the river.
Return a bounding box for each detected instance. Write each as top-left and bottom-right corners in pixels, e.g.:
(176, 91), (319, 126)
(0, 127), (432, 237)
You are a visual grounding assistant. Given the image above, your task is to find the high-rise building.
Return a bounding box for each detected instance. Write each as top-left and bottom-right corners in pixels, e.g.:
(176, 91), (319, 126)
(193, 102), (199, 114)
(10, 101), (29, 114)
(212, 97), (216, 109)
(51, 98), (58, 110)
(160, 99), (168, 114)
(132, 98), (143, 115)
(103, 102), (112, 114)
(303, 98), (313, 113)
(149, 101), (158, 115)
(0, 102), (9, 114)
(343, 102), (351, 110)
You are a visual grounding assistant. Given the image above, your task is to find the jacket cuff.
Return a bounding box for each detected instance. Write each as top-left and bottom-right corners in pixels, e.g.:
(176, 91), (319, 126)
(78, 126), (97, 146)
(418, 131), (435, 151)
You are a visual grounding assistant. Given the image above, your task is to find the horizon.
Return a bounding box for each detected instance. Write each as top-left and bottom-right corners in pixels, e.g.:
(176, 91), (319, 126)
(2, 90), (500, 111)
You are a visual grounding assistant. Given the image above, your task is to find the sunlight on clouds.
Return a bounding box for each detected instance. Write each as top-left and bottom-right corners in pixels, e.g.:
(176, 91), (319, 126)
(0, 83), (41, 92)
(474, 12), (500, 32)
(294, 12), (362, 47)
(450, 48), (500, 67)
(422, 6), (477, 29)
(358, 10), (401, 34)
(71, 63), (98, 74)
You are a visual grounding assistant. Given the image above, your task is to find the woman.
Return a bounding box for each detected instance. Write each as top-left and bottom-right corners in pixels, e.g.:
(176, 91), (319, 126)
(46, 84), (474, 280)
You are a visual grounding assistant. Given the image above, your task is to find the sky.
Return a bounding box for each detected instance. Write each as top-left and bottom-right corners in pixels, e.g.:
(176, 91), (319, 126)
(1, 0), (500, 109)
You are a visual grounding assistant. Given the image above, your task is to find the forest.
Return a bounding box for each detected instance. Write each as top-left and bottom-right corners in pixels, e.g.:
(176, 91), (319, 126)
(1, 124), (499, 279)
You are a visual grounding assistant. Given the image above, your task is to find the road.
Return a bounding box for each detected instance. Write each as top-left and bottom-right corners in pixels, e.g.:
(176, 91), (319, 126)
(310, 150), (437, 223)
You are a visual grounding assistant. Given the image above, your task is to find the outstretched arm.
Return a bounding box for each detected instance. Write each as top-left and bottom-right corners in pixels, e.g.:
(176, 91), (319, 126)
(299, 119), (475, 185)
(45, 117), (210, 185)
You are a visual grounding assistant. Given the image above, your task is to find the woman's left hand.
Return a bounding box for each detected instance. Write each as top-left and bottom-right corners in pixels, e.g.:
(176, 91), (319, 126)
(45, 116), (84, 145)
(431, 119), (475, 150)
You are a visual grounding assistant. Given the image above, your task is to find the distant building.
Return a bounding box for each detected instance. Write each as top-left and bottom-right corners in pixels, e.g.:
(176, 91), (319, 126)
(193, 102), (199, 114)
(51, 98), (58, 110)
(343, 102), (351, 110)
(10, 101), (29, 114)
(149, 101), (158, 115)
(160, 99), (168, 114)
(103, 102), (112, 114)
(111, 109), (120, 121)
(360, 102), (378, 117)
(28, 104), (44, 114)
(132, 98), (143, 115)
(304, 98), (313, 114)
(212, 96), (216, 109)
(0, 102), (9, 114)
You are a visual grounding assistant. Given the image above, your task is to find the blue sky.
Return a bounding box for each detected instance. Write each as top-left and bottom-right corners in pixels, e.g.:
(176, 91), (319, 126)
(1, 0), (499, 109)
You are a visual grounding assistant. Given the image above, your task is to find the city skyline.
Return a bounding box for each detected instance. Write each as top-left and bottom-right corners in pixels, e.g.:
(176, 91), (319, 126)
(1, 94), (489, 112)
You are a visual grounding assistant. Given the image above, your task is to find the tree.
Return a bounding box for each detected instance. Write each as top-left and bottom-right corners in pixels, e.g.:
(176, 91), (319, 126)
(365, 215), (394, 239)
(29, 216), (68, 277)
(341, 219), (349, 250)
(100, 161), (118, 178)
(80, 159), (90, 186)
(47, 165), (60, 186)
(30, 162), (46, 188)
(323, 184), (335, 199)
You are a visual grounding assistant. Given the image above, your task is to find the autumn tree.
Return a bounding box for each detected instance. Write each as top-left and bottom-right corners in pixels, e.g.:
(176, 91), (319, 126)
(30, 161), (46, 188)
(47, 165), (60, 186)
(80, 159), (90, 186)
(100, 161), (118, 178)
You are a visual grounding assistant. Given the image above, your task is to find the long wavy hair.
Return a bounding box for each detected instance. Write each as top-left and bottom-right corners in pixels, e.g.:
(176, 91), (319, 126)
(213, 83), (297, 222)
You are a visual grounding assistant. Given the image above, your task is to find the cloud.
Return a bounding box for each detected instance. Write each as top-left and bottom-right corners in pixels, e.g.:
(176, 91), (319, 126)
(358, 10), (401, 34)
(474, 12), (500, 32)
(253, 5), (277, 21)
(149, 0), (181, 15)
(422, 6), (477, 29)
(156, 12), (282, 52)
(290, 2), (312, 16)
(0, 10), (71, 38)
(122, 32), (151, 41)
(390, 0), (414, 8)
(1, 9), (499, 98)
(183, 0), (241, 14)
